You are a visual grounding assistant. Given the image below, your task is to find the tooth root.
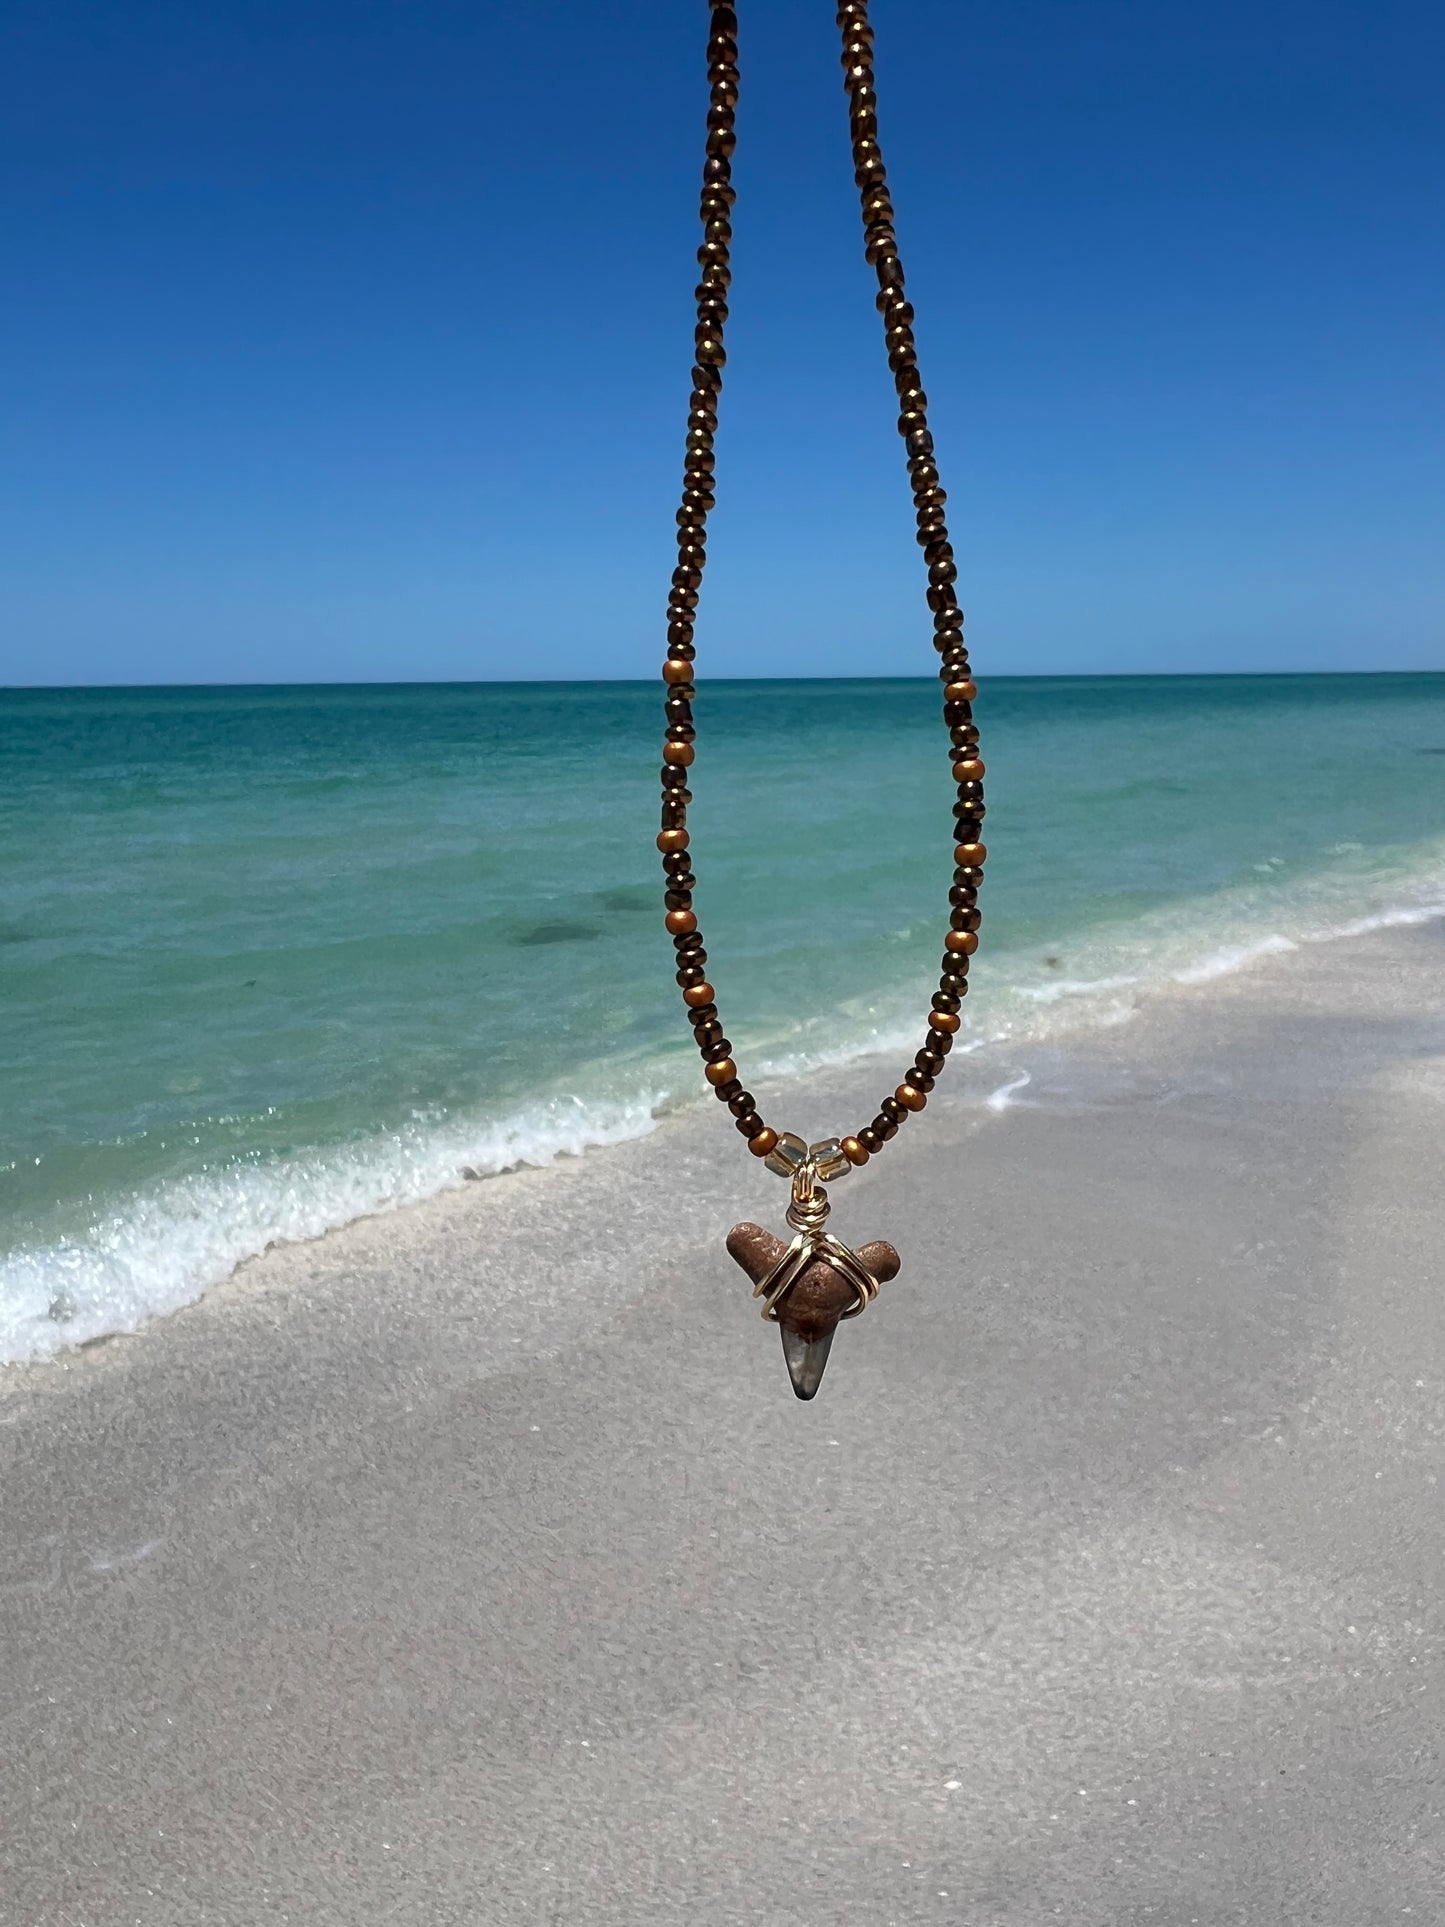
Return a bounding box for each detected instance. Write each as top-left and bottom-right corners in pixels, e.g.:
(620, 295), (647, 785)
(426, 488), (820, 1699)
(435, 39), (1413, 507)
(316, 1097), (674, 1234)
(779, 1322), (836, 1401)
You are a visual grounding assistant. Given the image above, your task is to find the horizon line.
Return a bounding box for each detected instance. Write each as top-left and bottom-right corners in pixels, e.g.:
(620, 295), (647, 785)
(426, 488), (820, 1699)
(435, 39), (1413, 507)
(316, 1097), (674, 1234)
(5, 667), (1443, 695)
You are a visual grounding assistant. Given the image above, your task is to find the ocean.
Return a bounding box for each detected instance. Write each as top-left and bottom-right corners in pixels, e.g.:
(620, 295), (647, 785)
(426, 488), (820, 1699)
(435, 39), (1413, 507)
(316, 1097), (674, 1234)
(4, 673), (1444, 1363)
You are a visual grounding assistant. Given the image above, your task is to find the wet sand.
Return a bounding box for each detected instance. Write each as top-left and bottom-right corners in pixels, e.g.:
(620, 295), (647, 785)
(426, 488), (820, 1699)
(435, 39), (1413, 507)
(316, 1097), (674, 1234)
(3, 922), (1443, 1924)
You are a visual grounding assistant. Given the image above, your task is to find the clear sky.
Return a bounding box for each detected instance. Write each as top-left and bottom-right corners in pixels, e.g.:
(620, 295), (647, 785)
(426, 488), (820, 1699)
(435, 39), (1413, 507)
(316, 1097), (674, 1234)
(2, 0), (1442, 685)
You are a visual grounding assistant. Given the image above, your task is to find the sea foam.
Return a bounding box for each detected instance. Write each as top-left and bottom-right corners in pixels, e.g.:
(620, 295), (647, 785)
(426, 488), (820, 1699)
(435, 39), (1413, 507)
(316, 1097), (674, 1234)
(1172, 934), (1299, 984)
(0, 1093), (660, 1364)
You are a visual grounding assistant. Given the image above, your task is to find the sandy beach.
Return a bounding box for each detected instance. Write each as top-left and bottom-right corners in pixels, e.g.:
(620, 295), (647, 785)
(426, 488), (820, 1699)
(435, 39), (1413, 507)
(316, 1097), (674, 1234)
(3, 920), (1442, 1924)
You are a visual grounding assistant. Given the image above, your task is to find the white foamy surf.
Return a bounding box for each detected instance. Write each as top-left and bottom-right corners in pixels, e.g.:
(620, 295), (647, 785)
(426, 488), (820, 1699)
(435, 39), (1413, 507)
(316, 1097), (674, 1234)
(0, 1093), (661, 1364)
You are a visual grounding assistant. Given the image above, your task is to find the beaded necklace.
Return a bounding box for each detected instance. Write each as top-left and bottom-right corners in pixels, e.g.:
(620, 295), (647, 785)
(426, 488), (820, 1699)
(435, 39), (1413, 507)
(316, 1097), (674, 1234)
(657, 0), (984, 1399)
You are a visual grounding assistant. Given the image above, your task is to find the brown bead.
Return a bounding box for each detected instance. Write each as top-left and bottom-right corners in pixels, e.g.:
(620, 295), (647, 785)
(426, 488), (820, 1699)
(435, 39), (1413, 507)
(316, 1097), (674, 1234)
(929, 1009), (962, 1033)
(663, 658), (694, 686)
(953, 842), (986, 866)
(951, 757), (984, 783)
(895, 1084), (927, 1112)
(748, 1127), (780, 1158)
(858, 1127), (882, 1154)
(663, 740), (696, 767)
(841, 1136), (869, 1167)
(683, 981), (715, 1009)
(665, 908), (697, 936)
(728, 1090), (755, 1117)
(952, 907), (982, 932)
(705, 1057), (737, 1087)
(734, 1109), (762, 1136)
(945, 679), (978, 702)
(658, 828), (690, 854)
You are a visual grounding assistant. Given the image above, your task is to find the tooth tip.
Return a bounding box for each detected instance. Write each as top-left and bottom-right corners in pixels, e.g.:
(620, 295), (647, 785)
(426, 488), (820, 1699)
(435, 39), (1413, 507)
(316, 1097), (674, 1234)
(780, 1322), (836, 1400)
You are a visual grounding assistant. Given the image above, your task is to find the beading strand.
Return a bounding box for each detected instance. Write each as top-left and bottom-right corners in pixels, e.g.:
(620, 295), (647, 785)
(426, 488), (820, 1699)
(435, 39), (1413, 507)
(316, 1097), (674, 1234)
(658, 0), (984, 1169)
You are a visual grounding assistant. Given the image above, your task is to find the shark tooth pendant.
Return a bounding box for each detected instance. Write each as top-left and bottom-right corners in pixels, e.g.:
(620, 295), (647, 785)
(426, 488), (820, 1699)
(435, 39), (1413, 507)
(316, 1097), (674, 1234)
(725, 1135), (900, 1399)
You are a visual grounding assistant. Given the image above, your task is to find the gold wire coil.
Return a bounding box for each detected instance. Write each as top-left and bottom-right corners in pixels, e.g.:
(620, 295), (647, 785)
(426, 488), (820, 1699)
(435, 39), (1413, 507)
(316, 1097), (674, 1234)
(784, 1163), (830, 1235)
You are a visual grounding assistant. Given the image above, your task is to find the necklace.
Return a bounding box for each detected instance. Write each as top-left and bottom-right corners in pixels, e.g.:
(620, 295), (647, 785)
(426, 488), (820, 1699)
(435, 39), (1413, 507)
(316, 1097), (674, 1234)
(657, 0), (984, 1399)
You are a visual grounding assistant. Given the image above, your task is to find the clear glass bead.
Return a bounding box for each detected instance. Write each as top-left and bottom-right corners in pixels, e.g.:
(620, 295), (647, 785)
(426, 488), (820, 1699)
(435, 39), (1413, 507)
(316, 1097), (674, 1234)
(809, 1138), (849, 1181)
(764, 1130), (808, 1178)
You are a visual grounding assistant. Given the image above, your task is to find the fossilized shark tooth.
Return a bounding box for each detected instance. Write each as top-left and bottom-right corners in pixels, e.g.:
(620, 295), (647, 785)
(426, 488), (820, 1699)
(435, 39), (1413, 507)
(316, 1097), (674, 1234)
(725, 1221), (900, 1399)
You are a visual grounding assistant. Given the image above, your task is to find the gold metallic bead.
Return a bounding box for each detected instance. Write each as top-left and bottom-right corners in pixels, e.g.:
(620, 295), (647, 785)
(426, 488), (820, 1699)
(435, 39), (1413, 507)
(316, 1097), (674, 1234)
(896, 1083), (928, 1112)
(657, 828), (690, 854)
(764, 1129), (809, 1178)
(748, 1127), (780, 1157)
(945, 679), (978, 702)
(951, 757), (984, 783)
(662, 659), (693, 684)
(841, 1136), (869, 1167)
(928, 1009), (961, 1033)
(663, 741), (696, 767)
(944, 929), (978, 955)
(665, 909), (698, 936)
(683, 981), (715, 1008)
(705, 1057), (737, 1087)
(809, 1137), (850, 1181)
(953, 842), (986, 866)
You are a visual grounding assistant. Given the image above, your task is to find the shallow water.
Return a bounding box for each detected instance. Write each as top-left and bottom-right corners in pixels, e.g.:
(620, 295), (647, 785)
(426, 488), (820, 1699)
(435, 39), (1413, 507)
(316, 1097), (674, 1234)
(3, 673), (1443, 1359)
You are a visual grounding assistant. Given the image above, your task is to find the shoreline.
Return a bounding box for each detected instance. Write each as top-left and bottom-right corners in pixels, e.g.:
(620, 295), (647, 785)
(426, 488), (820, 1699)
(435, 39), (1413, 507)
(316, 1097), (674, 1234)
(5, 889), (1444, 1373)
(4, 918), (1443, 1919)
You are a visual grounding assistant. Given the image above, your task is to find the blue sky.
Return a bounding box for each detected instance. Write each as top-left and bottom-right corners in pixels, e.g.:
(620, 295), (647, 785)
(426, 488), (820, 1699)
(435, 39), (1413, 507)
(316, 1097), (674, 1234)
(2, 0), (1442, 684)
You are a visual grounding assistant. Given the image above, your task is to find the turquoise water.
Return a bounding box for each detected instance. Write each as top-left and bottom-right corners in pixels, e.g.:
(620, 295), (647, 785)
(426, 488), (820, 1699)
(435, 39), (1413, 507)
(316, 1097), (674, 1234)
(4, 674), (1444, 1361)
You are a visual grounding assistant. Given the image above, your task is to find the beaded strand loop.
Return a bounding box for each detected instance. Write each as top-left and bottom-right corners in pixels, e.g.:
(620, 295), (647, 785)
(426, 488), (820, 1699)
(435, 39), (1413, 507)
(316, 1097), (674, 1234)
(658, 0), (984, 1168)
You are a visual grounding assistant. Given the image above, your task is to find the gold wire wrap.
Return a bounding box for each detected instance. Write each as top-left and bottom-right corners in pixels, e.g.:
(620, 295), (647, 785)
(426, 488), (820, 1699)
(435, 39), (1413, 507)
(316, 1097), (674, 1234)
(751, 1159), (883, 1323)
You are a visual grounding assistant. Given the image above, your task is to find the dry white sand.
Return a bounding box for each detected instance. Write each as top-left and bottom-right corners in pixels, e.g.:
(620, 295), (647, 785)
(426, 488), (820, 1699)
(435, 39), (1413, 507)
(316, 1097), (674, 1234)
(3, 922), (1443, 1924)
